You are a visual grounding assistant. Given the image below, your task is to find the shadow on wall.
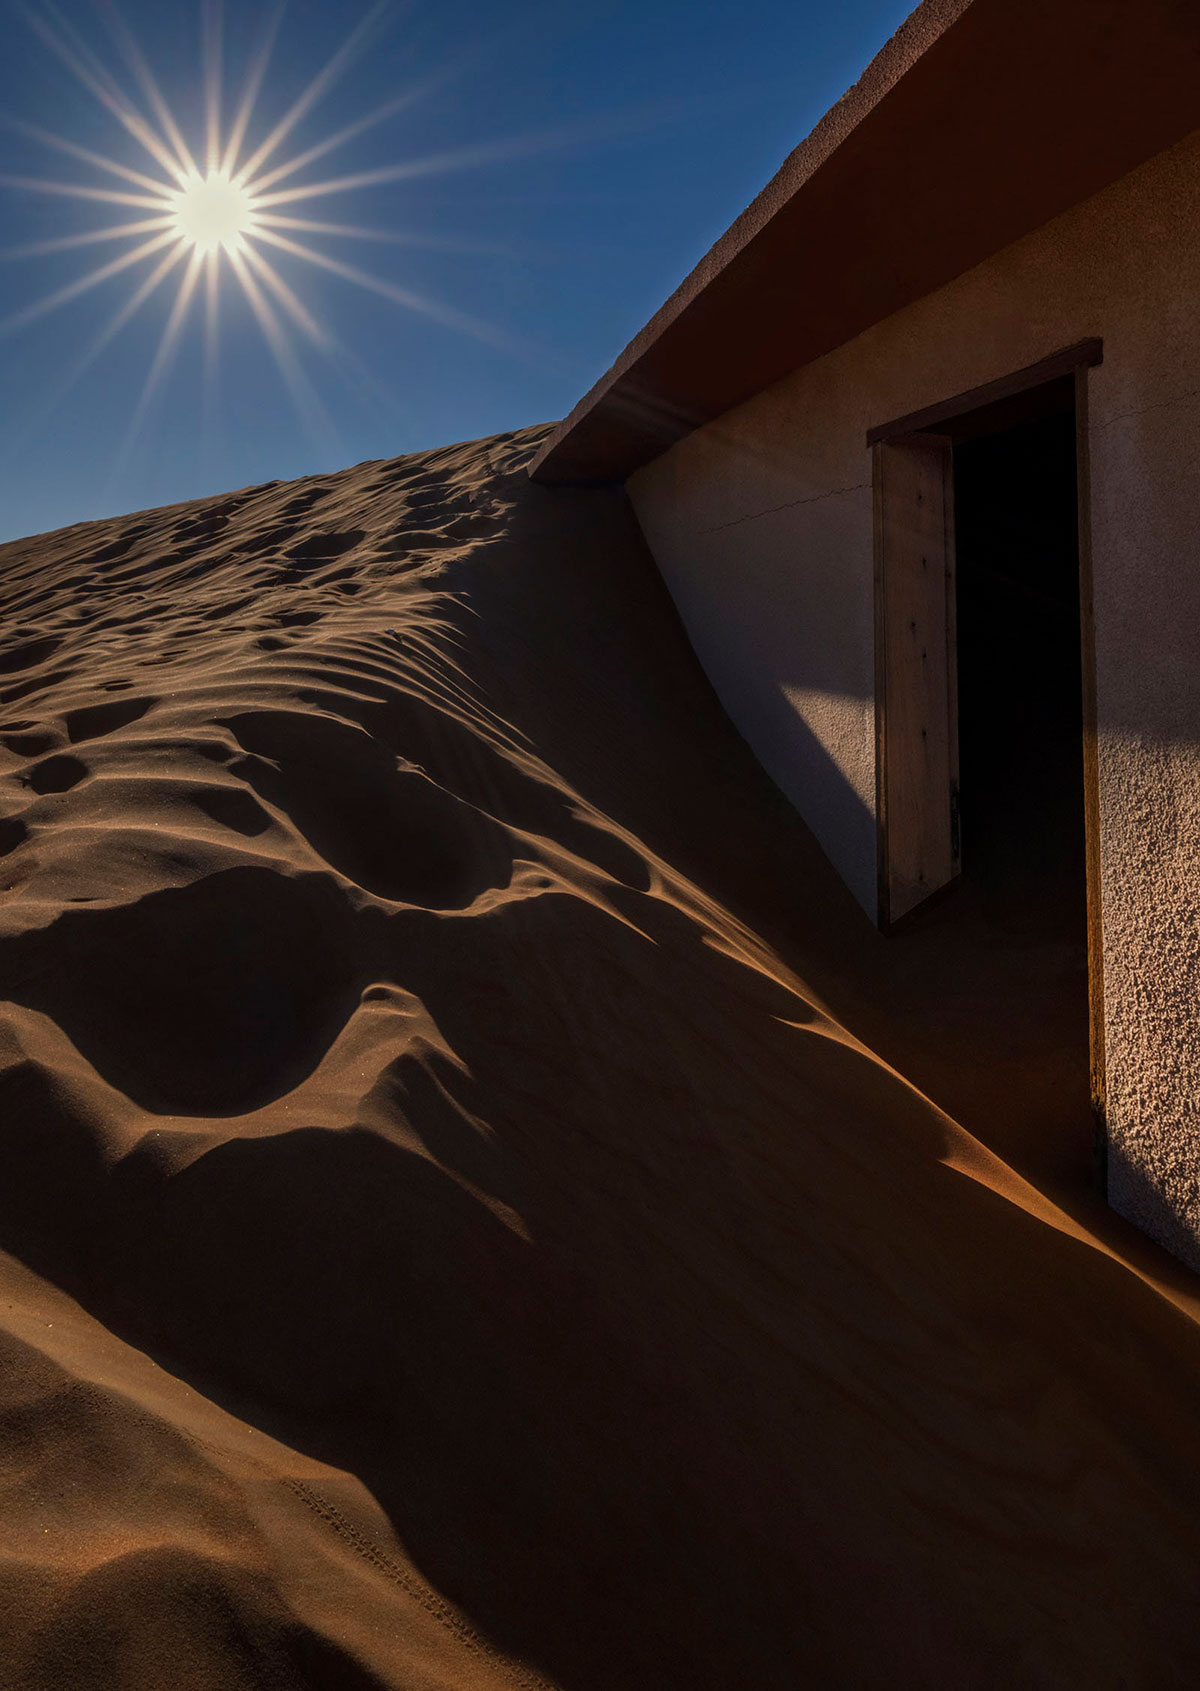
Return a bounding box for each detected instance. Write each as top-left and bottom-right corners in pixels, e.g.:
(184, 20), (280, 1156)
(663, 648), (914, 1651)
(629, 481), (879, 913)
(745, 689), (876, 914)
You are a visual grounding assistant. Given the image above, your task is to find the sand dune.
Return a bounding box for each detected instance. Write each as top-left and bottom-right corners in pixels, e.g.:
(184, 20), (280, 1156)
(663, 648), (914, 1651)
(1, 425), (1200, 1688)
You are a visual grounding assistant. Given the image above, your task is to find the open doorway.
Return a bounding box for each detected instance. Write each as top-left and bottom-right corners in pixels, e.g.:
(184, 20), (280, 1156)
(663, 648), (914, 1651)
(952, 392), (1086, 949)
(870, 343), (1103, 1183)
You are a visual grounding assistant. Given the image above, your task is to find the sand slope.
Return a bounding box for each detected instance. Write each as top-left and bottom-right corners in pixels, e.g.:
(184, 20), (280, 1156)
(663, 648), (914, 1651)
(1, 426), (1199, 1688)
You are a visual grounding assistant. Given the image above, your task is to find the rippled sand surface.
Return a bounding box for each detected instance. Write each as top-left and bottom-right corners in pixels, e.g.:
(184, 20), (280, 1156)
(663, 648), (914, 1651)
(1, 425), (1199, 1689)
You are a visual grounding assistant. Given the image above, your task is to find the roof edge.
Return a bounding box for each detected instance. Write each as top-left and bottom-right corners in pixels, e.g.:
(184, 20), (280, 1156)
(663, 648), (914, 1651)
(529, 0), (977, 482)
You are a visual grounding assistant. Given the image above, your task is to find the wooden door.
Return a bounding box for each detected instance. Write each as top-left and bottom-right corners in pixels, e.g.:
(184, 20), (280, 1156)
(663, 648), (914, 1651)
(873, 432), (959, 927)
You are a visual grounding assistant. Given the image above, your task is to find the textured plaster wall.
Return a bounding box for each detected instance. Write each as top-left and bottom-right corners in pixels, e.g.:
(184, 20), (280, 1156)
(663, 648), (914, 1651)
(627, 128), (1200, 1265)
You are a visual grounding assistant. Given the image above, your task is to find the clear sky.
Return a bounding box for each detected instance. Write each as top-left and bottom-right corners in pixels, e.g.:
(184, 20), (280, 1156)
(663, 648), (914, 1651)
(0, 0), (914, 542)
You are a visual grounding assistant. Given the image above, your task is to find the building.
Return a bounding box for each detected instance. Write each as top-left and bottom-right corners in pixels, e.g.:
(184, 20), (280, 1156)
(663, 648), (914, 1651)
(530, 0), (1200, 1266)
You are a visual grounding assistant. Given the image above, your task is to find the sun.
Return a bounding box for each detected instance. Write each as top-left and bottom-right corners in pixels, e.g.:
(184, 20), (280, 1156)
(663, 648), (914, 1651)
(170, 172), (256, 253)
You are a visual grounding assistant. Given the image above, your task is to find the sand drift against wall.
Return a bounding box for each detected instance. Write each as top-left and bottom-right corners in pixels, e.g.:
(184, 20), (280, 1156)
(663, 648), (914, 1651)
(0, 427), (1199, 1689)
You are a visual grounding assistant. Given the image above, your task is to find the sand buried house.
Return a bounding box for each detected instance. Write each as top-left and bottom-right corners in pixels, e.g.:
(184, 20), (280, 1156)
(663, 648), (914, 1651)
(11, 4), (1200, 1684)
(531, 0), (1200, 1270)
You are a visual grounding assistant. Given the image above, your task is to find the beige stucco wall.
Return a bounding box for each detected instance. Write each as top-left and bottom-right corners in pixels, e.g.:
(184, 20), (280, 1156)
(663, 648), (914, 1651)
(628, 128), (1200, 1267)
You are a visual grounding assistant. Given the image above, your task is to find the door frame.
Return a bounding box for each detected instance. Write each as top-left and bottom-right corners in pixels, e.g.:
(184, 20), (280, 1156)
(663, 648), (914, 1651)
(867, 337), (1106, 1122)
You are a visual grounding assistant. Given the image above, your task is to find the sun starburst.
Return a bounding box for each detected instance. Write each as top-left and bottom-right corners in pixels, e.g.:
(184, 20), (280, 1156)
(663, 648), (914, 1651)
(0, 0), (532, 466)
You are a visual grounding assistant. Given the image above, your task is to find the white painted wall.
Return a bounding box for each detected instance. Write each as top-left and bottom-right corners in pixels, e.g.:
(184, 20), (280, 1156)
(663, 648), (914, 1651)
(628, 127), (1200, 1266)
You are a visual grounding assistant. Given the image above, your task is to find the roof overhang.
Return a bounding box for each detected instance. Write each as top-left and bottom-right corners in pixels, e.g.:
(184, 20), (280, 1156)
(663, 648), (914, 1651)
(530, 0), (1200, 485)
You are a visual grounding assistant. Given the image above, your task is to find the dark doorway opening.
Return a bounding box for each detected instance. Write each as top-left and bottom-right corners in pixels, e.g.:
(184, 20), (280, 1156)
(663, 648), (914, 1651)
(951, 390), (1088, 951)
(868, 355), (1099, 1193)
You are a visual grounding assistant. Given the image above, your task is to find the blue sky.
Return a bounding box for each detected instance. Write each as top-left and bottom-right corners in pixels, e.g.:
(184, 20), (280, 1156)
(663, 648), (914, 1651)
(0, 0), (913, 541)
